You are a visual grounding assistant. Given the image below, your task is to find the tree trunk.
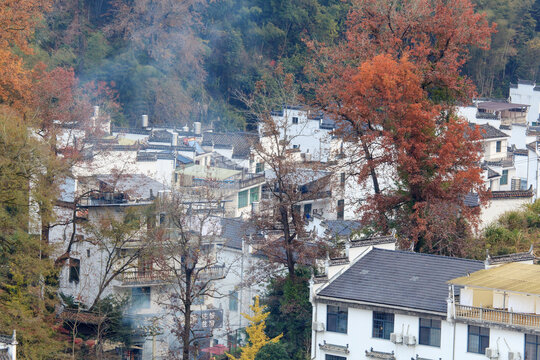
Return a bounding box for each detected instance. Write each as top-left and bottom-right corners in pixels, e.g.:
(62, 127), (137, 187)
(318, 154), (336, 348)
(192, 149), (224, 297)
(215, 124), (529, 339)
(361, 141), (381, 194)
(183, 270), (192, 360)
(279, 205), (295, 278)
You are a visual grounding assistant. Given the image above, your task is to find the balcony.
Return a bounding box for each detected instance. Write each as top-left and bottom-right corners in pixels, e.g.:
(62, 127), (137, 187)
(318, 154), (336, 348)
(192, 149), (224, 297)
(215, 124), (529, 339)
(120, 269), (173, 286)
(455, 304), (540, 329)
(198, 265), (226, 280)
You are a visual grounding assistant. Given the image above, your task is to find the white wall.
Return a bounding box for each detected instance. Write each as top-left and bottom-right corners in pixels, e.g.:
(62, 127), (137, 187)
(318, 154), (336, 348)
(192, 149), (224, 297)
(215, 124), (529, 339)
(480, 197), (532, 228)
(510, 83), (540, 125)
(311, 301), (531, 360)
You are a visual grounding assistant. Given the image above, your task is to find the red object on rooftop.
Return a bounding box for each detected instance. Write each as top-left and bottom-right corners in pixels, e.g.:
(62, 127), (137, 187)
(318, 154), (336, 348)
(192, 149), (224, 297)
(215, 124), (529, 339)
(201, 344), (229, 355)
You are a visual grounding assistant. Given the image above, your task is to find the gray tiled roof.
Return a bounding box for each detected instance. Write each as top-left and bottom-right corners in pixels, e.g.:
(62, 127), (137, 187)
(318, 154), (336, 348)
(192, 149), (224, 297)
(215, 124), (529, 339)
(317, 248), (483, 313)
(469, 123), (508, 139)
(202, 132), (258, 159)
(464, 192), (480, 207)
(220, 218), (256, 250)
(324, 220), (362, 237)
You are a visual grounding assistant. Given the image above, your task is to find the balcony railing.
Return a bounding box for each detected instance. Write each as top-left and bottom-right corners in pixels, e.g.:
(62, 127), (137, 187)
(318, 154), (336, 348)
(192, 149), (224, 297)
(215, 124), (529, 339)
(455, 304), (540, 329)
(199, 265), (226, 280)
(120, 269), (173, 285)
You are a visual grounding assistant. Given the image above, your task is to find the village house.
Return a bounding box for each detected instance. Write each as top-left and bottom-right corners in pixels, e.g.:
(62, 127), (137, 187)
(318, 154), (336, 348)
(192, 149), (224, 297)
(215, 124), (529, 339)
(310, 243), (537, 360)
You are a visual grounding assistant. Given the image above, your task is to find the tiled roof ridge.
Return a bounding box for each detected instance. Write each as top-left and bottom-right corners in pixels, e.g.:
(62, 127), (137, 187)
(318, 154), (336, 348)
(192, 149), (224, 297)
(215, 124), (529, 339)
(490, 186), (534, 199)
(371, 247), (483, 264)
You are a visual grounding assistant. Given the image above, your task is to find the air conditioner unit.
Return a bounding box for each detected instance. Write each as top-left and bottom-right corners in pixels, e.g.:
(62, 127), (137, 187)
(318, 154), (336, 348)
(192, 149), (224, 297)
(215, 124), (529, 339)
(312, 322), (325, 332)
(485, 348), (499, 358)
(508, 352), (521, 360)
(403, 335), (416, 345)
(390, 333), (403, 344)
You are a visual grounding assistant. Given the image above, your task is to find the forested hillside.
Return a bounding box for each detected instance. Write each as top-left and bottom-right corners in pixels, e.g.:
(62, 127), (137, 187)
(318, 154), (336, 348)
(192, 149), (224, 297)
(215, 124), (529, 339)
(33, 0), (539, 129)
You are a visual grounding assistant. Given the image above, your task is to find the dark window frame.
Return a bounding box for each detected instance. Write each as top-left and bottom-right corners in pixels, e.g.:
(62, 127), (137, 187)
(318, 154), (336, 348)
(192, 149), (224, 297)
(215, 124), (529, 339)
(467, 325), (489, 354)
(337, 199), (345, 220)
(69, 258), (80, 283)
(229, 290), (239, 311)
(325, 355), (346, 360)
(419, 318), (441, 347)
(326, 305), (348, 333)
(292, 117), (299, 124)
(525, 334), (540, 360)
(238, 190), (248, 208)
(132, 287), (151, 309)
(500, 169), (509, 185)
(372, 311), (394, 340)
(496, 140), (502, 153)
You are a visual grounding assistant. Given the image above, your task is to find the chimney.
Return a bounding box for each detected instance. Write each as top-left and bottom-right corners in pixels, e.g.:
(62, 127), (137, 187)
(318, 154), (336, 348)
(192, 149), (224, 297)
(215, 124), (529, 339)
(194, 121), (202, 135)
(142, 115), (149, 128)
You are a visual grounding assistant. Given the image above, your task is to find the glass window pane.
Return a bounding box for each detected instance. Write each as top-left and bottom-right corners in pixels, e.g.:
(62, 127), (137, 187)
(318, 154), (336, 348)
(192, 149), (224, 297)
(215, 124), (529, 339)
(430, 328), (441, 347)
(468, 334), (479, 353)
(480, 335), (489, 353)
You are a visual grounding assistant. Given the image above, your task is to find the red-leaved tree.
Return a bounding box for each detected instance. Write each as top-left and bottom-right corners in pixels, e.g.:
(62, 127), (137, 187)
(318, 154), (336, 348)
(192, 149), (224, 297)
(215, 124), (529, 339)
(308, 0), (495, 255)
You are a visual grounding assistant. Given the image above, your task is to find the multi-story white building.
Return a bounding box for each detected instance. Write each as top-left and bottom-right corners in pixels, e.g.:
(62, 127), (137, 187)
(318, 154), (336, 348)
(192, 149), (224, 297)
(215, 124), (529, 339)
(311, 244), (538, 360)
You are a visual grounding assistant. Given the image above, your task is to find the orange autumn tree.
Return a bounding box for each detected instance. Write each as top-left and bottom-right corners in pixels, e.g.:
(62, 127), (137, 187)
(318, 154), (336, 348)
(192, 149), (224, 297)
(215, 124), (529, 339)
(309, 0), (495, 256)
(340, 54), (486, 255)
(0, 0), (51, 109)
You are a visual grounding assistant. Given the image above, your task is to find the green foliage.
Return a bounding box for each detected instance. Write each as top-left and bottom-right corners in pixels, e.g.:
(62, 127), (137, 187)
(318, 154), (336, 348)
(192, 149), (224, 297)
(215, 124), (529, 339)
(0, 231), (66, 359)
(480, 199), (540, 256)
(263, 268), (312, 360)
(464, 0), (540, 96)
(254, 342), (289, 360)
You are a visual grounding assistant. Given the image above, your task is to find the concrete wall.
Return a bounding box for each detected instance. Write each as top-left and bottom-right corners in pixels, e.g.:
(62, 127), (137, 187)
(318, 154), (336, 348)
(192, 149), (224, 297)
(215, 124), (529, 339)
(510, 83), (540, 125)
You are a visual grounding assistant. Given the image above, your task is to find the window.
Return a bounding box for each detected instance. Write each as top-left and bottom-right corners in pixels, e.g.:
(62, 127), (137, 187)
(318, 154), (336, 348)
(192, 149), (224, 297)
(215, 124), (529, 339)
(372, 312), (394, 339)
(159, 213), (166, 225)
(496, 140), (502, 152)
(69, 258), (80, 283)
(340, 172), (345, 186)
(325, 356), (346, 360)
(138, 258), (153, 276)
(467, 325), (489, 354)
(293, 144), (299, 149)
(292, 116), (299, 124)
(255, 162), (264, 173)
(87, 249), (91, 257)
(132, 287), (151, 309)
(337, 199), (344, 220)
(250, 187), (259, 204)
(327, 305), (347, 333)
(500, 169), (508, 185)
(304, 203), (312, 218)
(238, 190), (248, 208)
(525, 334), (540, 360)
(229, 291), (239, 311)
(419, 318), (441, 347)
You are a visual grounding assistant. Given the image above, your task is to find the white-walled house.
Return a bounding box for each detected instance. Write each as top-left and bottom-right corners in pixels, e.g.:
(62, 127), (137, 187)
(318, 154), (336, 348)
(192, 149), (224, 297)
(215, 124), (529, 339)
(310, 245), (540, 360)
(310, 247), (486, 360)
(52, 175), (267, 359)
(448, 261), (540, 360)
(510, 80), (540, 125)
(268, 106), (334, 162)
(0, 331), (17, 360)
